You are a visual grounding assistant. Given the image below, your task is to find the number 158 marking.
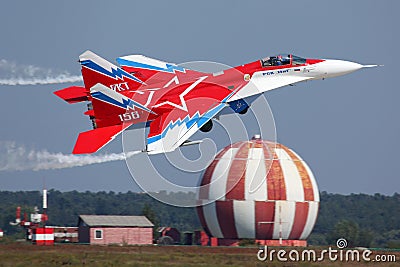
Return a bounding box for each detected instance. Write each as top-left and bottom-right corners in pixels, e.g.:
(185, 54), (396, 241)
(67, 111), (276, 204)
(118, 111), (140, 122)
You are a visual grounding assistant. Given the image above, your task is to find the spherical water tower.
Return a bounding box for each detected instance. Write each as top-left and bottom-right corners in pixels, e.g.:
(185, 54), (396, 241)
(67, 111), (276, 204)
(197, 136), (319, 245)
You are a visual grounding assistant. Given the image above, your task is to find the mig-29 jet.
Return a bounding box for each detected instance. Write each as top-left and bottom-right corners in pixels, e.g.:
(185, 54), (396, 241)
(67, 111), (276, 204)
(54, 51), (376, 155)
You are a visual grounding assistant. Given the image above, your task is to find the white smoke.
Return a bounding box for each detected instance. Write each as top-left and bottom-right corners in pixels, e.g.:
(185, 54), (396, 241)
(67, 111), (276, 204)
(0, 141), (141, 171)
(0, 59), (82, 85)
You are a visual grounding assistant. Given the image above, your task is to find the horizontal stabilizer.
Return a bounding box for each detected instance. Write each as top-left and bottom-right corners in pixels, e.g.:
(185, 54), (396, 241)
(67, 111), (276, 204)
(84, 109), (95, 116)
(73, 124), (130, 154)
(54, 86), (88, 104)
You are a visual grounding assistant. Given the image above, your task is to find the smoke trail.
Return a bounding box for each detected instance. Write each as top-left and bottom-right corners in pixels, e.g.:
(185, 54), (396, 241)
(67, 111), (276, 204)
(0, 75), (82, 85)
(0, 142), (141, 171)
(0, 59), (82, 85)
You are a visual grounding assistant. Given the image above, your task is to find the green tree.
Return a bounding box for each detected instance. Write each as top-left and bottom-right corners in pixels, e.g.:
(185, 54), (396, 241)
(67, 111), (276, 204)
(358, 229), (374, 247)
(307, 233), (328, 246)
(328, 219), (359, 247)
(141, 203), (160, 239)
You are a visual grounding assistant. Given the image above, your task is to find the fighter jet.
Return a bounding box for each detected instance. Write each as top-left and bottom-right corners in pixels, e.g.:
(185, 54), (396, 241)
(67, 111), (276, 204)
(54, 51), (377, 155)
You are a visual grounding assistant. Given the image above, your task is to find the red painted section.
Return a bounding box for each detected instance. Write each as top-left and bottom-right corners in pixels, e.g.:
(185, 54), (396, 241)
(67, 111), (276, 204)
(41, 213), (48, 222)
(16, 206), (21, 221)
(148, 83), (232, 140)
(81, 65), (142, 94)
(255, 201), (275, 240)
(194, 230), (209, 246)
(84, 109), (95, 116)
(262, 143), (274, 198)
(225, 142), (250, 200)
(306, 59), (325, 65)
(89, 90), (154, 129)
(289, 202), (310, 239)
(256, 239), (307, 247)
(267, 159), (286, 200)
(120, 66), (165, 83)
(216, 201), (238, 238)
(210, 237), (218, 246)
(89, 227), (152, 245)
(54, 86), (88, 104)
(285, 149), (314, 201)
(32, 227), (54, 246)
(73, 124), (130, 154)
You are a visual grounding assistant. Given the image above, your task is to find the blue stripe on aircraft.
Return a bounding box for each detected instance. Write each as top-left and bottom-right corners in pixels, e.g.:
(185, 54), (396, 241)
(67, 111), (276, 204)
(147, 103), (226, 144)
(147, 90), (235, 144)
(116, 58), (185, 73)
(81, 60), (144, 84)
(91, 91), (155, 114)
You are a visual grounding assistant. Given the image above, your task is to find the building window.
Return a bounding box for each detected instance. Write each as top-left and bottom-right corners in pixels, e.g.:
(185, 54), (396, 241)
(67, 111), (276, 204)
(94, 229), (103, 239)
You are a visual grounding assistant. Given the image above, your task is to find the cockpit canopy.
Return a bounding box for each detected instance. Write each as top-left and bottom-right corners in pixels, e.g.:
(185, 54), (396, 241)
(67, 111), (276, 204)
(261, 54), (306, 67)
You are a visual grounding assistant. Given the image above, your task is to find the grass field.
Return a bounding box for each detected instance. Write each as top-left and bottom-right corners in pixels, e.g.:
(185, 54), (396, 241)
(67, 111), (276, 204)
(0, 242), (398, 267)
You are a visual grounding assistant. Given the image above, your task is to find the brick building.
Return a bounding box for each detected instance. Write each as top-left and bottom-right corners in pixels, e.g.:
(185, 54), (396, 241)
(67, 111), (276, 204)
(78, 215), (154, 245)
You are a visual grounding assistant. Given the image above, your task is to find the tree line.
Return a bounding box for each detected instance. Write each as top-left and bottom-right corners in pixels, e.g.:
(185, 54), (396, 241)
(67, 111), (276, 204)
(0, 190), (399, 248)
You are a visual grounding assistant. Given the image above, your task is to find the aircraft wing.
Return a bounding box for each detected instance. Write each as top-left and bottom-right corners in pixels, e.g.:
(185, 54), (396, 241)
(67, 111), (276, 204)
(228, 74), (312, 102)
(146, 85), (234, 155)
(146, 101), (227, 154)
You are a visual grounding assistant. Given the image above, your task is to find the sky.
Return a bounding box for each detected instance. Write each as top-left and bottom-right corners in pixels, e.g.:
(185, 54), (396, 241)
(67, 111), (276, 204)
(0, 0), (398, 195)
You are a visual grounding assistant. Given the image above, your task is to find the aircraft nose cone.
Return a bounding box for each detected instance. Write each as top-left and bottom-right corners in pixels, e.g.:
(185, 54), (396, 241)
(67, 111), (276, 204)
(332, 60), (363, 73)
(319, 59), (364, 78)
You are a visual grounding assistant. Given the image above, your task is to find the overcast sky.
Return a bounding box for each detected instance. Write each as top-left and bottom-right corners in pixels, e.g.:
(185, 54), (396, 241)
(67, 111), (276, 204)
(0, 0), (398, 195)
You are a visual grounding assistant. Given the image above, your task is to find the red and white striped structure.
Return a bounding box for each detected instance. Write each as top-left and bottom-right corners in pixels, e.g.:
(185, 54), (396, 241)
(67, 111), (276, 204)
(197, 137), (319, 241)
(32, 227), (54, 245)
